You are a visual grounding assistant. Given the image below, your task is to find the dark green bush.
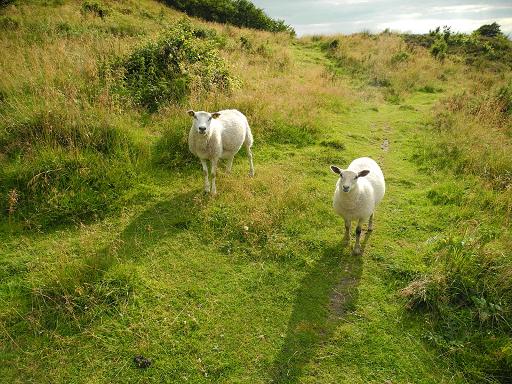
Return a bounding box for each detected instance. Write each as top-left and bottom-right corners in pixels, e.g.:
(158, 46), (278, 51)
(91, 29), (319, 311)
(106, 19), (235, 112)
(475, 22), (502, 38)
(0, 0), (15, 7)
(160, 0), (294, 35)
(390, 51), (409, 64)
(430, 37), (447, 60)
(81, 1), (109, 18)
(0, 15), (19, 30)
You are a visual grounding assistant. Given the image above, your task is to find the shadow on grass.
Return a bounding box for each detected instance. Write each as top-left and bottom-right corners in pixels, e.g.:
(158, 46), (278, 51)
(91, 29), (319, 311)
(270, 233), (368, 383)
(17, 191), (200, 334)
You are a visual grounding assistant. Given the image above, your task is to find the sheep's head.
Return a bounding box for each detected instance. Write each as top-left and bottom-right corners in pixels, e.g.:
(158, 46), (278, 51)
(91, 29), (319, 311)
(330, 165), (370, 193)
(187, 110), (221, 135)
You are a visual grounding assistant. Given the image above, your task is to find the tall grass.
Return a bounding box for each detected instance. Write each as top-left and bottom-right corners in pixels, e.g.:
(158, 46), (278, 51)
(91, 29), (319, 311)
(402, 33), (512, 383)
(309, 33), (459, 103)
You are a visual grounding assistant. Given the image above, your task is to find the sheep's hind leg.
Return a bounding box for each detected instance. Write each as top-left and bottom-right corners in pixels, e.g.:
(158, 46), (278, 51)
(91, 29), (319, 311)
(201, 159), (210, 193)
(368, 213), (374, 231)
(342, 219), (351, 247)
(353, 219), (363, 255)
(246, 143), (254, 177)
(210, 158), (218, 195)
(226, 156), (234, 174)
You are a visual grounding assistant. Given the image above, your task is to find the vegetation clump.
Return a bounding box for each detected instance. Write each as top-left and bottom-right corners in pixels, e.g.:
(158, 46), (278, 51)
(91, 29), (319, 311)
(402, 231), (512, 382)
(0, 112), (141, 228)
(405, 23), (512, 70)
(160, 0), (294, 34)
(106, 19), (235, 112)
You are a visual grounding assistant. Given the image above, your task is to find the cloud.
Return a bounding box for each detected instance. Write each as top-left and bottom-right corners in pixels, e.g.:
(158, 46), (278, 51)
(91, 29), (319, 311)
(252, 0), (512, 35)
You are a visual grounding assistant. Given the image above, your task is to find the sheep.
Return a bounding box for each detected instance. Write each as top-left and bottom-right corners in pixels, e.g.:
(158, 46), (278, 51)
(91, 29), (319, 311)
(330, 157), (385, 255)
(187, 109), (254, 195)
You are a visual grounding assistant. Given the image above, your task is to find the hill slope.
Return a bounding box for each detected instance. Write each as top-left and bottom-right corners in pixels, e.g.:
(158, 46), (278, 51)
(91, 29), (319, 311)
(1, 1), (511, 383)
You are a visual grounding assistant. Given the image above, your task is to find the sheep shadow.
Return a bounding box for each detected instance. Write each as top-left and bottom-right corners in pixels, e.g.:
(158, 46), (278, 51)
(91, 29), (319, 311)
(23, 190), (199, 333)
(269, 237), (365, 383)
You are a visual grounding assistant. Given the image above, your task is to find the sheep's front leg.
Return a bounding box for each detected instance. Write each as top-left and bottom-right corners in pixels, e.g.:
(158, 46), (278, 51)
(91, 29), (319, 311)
(353, 219), (363, 255)
(210, 158), (218, 195)
(368, 213), (374, 231)
(201, 159), (210, 193)
(342, 219), (351, 247)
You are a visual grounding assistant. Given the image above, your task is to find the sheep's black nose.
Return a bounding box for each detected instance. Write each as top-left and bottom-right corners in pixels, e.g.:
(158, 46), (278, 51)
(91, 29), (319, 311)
(343, 186), (350, 192)
(198, 126), (206, 133)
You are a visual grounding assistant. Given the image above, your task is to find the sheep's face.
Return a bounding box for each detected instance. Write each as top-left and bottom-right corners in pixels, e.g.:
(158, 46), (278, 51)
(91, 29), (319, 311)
(330, 165), (370, 193)
(187, 110), (221, 135)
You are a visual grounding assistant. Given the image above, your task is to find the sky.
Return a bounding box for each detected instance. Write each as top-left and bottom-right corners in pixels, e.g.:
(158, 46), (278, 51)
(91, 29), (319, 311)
(251, 0), (512, 36)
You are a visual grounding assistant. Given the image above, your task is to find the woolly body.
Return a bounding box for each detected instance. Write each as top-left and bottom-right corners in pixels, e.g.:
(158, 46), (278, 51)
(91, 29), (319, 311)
(188, 109), (252, 161)
(333, 157), (385, 221)
(188, 109), (254, 194)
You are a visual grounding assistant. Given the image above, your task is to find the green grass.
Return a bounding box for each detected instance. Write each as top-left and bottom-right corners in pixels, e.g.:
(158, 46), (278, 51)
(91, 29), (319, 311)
(1, 2), (511, 383)
(0, 61), (464, 383)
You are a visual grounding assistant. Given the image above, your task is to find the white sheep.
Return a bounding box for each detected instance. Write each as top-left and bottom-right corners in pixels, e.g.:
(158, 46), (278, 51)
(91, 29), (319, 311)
(330, 157), (385, 255)
(187, 109), (254, 195)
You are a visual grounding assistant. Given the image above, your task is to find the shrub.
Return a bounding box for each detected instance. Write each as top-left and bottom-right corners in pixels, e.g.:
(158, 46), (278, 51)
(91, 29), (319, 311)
(105, 19), (235, 112)
(475, 22), (502, 38)
(160, 0), (295, 35)
(430, 37), (447, 60)
(81, 1), (109, 18)
(390, 51), (409, 64)
(0, 15), (19, 30)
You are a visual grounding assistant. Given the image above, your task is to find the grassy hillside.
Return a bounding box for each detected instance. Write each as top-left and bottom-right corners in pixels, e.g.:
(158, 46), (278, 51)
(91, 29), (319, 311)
(1, 1), (511, 383)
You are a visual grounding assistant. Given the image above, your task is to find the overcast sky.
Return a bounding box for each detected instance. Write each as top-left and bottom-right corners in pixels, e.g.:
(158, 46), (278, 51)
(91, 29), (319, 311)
(251, 0), (512, 36)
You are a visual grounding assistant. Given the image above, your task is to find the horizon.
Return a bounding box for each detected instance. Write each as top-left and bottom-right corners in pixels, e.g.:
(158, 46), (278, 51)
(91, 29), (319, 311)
(251, 0), (512, 36)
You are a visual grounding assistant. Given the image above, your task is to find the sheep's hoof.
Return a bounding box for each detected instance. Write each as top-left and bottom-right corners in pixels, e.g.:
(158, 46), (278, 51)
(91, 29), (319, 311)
(341, 237), (350, 247)
(249, 171), (254, 177)
(352, 246), (361, 256)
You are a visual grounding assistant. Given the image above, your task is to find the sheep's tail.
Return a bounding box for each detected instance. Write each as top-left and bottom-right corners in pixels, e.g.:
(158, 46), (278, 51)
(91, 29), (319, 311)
(244, 118), (253, 148)
(244, 116), (255, 177)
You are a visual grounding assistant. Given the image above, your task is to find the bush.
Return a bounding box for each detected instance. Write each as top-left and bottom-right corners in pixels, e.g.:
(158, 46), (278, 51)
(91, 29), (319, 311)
(475, 22), (502, 38)
(430, 37), (447, 60)
(160, 0), (295, 35)
(0, 16), (19, 30)
(81, 1), (109, 18)
(105, 19), (235, 112)
(405, 24), (512, 69)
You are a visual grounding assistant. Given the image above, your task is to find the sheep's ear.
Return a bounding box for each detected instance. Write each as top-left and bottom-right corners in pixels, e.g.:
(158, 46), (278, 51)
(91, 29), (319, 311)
(330, 165), (342, 175)
(212, 112), (221, 119)
(357, 170), (370, 178)
(187, 110), (195, 117)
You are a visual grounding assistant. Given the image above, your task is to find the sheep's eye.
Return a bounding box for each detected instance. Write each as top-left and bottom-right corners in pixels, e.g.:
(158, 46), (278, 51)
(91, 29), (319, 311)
(208, 117), (212, 121)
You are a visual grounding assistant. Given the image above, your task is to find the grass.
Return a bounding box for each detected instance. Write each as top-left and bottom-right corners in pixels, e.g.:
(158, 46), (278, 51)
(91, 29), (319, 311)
(1, 1), (511, 383)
